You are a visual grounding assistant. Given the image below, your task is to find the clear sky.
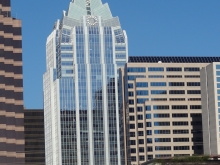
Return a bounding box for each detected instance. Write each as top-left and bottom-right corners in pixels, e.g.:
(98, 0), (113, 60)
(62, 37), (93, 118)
(11, 0), (220, 108)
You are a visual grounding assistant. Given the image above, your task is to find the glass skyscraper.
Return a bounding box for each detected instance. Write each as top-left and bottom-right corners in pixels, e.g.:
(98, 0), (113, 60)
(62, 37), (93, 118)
(43, 0), (128, 165)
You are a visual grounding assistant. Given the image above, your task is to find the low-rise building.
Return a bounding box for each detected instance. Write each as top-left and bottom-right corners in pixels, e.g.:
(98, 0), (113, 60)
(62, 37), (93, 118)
(119, 56), (220, 165)
(24, 109), (45, 164)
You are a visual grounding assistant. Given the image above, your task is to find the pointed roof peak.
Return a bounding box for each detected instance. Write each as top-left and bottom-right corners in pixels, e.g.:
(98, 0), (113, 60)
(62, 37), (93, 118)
(67, 0), (112, 20)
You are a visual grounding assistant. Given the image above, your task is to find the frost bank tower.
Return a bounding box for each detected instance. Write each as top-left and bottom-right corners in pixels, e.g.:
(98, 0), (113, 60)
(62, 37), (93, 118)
(43, 0), (128, 165)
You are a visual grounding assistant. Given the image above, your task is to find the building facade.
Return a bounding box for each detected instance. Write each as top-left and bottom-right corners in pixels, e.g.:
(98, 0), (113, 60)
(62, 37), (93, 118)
(201, 62), (220, 155)
(43, 0), (128, 165)
(120, 56), (220, 165)
(24, 109), (45, 165)
(0, 0), (24, 164)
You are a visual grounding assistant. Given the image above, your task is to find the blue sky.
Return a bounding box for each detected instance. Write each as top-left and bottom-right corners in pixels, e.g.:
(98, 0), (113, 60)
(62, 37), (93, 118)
(11, 0), (220, 108)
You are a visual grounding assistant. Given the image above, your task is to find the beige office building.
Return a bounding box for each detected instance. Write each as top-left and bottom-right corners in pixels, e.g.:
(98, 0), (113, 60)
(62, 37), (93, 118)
(119, 56), (220, 165)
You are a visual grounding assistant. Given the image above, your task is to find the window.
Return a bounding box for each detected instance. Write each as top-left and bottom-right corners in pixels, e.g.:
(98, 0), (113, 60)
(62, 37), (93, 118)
(154, 130), (170, 134)
(137, 107), (143, 112)
(128, 83), (133, 88)
(150, 82), (166, 86)
(173, 122), (188, 126)
(139, 148), (145, 153)
(155, 138), (171, 142)
(154, 122), (170, 126)
(128, 75), (146, 80)
(61, 53), (73, 58)
(128, 92), (134, 96)
(131, 156), (136, 162)
(130, 124), (135, 129)
(217, 77), (220, 82)
(216, 71), (220, 76)
(147, 155), (153, 160)
(65, 70), (73, 74)
(192, 145), (203, 150)
(184, 67), (200, 72)
(116, 53), (126, 59)
(190, 105), (202, 109)
(190, 113), (202, 117)
(192, 137), (203, 142)
(136, 82), (148, 87)
(191, 121), (202, 125)
(154, 114), (170, 118)
(153, 105), (169, 110)
(130, 132), (135, 137)
(170, 98), (185, 101)
(136, 90), (148, 96)
(187, 90), (201, 94)
(169, 90), (185, 94)
(174, 146), (190, 150)
(131, 140), (136, 145)
(185, 75), (200, 78)
(147, 146), (153, 152)
(172, 113), (188, 118)
(138, 131), (144, 136)
(151, 98), (167, 101)
(146, 106), (151, 111)
(61, 45), (73, 51)
(173, 130), (189, 134)
(129, 100), (134, 104)
(172, 105), (188, 109)
(139, 156), (145, 161)
(174, 154), (190, 157)
(137, 98), (148, 103)
(61, 61), (73, 66)
(127, 67), (146, 72)
(146, 114), (151, 119)
(147, 138), (152, 143)
(151, 90), (167, 95)
(138, 139), (144, 144)
(187, 82), (200, 86)
(148, 75), (164, 78)
(146, 130), (152, 135)
(173, 138), (189, 142)
(156, 155), (172, 158)
(188, 98), (201, 101)
(138, 115), (143, 120)
(148, 67), (164, 72)
(138, 123), (143, 128)
(169, 82), (184, 86)
(166, 67), (182, 72)
(216, 65), (220, 70)
(115, 46), (126, 51)
(191, 130), (202, 134)
(130, 148), (136, 153)
(62, 28), (71, 35)
(146, 122), (152, 127)
(129, 116), (135, 121)
(129, 108), (134, 113)
(167, 75), (182, 78)
(155, 146), (171, 151)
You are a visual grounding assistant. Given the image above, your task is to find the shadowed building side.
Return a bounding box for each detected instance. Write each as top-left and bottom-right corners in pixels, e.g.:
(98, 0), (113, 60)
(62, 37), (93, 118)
(24, 109), (45, 165)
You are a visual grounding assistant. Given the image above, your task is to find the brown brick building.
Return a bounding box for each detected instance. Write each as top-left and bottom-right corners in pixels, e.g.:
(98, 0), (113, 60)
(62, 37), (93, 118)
(0, 0), (24, 164)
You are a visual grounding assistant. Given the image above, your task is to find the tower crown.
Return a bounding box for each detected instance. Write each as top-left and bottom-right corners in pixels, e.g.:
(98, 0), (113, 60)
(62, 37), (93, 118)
(67, 0), (112, 20)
